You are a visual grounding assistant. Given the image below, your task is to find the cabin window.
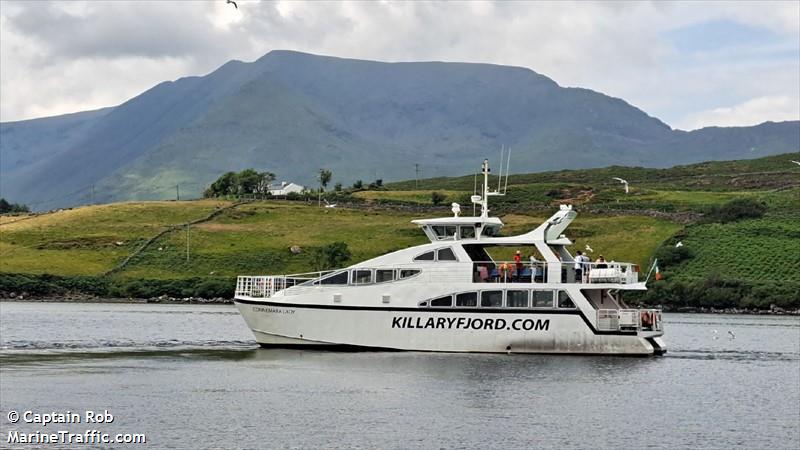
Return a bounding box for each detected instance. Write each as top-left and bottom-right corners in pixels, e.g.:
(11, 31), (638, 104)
(506, 290), (529, 308)
(532, 290), (554, 308)
(455, 292), (478, 307)
(459, 226), (476, 239)
(376, 269), (395, 283)
(558, 291), (576, 309)
(399, 269), (421, 279)
(437, 248), (457, 261)
(430, 295), (453, 307)
(319, 271), (348, 285)
(432, 225), (457, 240)
(353, 269), (372, 285)
(483, 226), (501, 237)
(414, 251), (435, 261)
(480, 290), (503, 307)
(418, 301), (428, 307)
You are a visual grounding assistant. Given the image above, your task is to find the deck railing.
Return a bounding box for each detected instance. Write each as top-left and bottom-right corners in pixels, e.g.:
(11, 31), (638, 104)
(235, 271), (336, 298)
(597, 308), (662, 332)
(472, 261), (639, 284)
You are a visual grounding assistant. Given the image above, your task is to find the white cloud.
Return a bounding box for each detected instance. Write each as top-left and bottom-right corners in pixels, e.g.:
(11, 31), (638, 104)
(1, 0), (798, 128)
(676, 95), (800, 130)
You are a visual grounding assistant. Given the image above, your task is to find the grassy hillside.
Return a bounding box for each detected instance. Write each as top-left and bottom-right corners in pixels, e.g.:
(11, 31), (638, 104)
(2, 153), (798, 307)
(0, 201), (678, 280)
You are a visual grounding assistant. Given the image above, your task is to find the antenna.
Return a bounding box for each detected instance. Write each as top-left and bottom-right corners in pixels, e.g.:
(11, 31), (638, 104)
(497, 145), (504, 193)
(473, 172), (478, 216)
(504, 147), (512, 194)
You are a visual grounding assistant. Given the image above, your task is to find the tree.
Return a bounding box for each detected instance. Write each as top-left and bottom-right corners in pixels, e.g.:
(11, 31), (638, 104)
(318, 169), (332, 192)
(352, 180), (363, 190)
(256, 172), (276, 194)
(204, 169), (276, 197)
(333, 182), (343, 192)
(0, 198), (30, 214)
(205, 171), (238, 197)
(431, 191), (446, 206)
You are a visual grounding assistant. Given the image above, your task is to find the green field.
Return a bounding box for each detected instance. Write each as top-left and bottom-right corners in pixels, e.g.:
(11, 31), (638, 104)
(2, 153), (798, 306)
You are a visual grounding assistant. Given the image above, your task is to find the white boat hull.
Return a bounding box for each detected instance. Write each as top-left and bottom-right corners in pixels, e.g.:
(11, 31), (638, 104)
(235, 299), (663, 355)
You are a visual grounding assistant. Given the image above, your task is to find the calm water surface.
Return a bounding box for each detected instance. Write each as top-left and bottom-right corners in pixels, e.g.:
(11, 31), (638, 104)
(1, 302), (798, 449)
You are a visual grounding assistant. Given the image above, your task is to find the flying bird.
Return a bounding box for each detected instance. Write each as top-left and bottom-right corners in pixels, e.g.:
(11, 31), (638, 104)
(226, 0), (238, 9)
(585, 244), (593, 253)
(612, 177), (629, 194)
(324, 199), (337, 208)
(675, 241), (683, 248)
(728, 330), (736, 339)
(791, 160), (800, 166)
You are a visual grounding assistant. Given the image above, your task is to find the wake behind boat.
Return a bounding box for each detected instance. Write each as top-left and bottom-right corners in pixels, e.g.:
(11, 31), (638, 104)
(234, 160), (666, 355)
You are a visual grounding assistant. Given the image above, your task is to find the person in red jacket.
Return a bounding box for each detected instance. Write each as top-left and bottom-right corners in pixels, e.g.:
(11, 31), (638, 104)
(514, 250), (523, 281)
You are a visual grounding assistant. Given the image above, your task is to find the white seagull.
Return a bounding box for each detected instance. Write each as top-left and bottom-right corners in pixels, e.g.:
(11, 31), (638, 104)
(323, 199), (337, 208)
(612, 177), (629, 194)
(585, 244), (594, 253)
(728, 330), (736, 339)
(791, 160), (800, 166)
(675, 241), (683, 248)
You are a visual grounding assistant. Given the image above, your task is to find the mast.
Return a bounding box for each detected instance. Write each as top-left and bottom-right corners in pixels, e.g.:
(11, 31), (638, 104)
(481, 159), (490, 218)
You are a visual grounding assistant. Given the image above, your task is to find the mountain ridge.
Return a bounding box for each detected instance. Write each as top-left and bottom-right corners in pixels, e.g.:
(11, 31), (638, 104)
(1, 50), (798, 210)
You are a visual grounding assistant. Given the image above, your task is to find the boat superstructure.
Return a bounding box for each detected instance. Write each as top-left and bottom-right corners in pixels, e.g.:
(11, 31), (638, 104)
(234, 160), (666, 355)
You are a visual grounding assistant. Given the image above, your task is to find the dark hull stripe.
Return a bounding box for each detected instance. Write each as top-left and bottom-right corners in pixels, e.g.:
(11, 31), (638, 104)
(234, 298), (638, 336)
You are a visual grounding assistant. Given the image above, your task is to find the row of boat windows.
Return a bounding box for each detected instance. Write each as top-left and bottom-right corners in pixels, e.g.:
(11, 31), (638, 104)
(413, 247), (457, 262)
(428, 225), (501, 241)
(314, 268), (421, 285)
(419, 289), (576, 309)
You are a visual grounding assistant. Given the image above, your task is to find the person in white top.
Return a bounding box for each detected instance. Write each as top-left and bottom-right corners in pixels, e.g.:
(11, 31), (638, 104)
(574, 250), (590, 282)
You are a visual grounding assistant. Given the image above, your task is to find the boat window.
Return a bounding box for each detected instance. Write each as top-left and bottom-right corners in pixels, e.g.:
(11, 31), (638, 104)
(532, 290), (554, 308)
(430, 296), (452, 307)
(432, 225), (457, 240)
(414, 251), (435, 261)
(506, 290), (529, 308)
(353, 269), (372, 285)
(376, 269), (395, 283)
(558, 291), (576, 309)
(480, 290), (503, 307)
(418, 301), (428, 307)
(483, 226), (501, 237)
(459, 226), (476, 239)
(319, 271), (348, 285)
(437, 247), (457, 261)
(399, 269), (421, 279)
(455, 292), (478, 307)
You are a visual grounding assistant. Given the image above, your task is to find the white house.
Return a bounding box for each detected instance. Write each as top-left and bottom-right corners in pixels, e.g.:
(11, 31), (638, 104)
(269, 182), (305, 196)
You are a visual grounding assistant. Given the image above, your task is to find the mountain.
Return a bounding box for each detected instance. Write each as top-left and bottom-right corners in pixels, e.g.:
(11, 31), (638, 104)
(1, 50), (798, 210)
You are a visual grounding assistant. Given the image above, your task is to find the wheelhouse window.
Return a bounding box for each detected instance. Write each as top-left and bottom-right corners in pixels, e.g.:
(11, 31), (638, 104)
(414, 251), (435, 261)
(319, 271), (348, 285)
(376, 269), (395, 283)
(353, 269), (372, 285)
(430, 295), (453, 307)
(480, 290), (503, 307)
(432, 225), (457, 240)
(459, 226), (476, 239)
(558, 291), (576, 309)
(506, 290), (529, 308)
(437, 247), (457, 261)
(399, 269), (420, 279)
(532, 290), (554, 308)
(455, 292), (478, 307)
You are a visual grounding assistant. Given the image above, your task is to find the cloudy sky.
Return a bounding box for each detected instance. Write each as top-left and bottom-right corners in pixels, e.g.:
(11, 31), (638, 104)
(1, 0), (798, 130)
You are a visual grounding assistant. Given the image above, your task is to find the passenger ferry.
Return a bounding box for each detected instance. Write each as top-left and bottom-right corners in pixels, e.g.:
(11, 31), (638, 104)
(234, 160), (666, 355)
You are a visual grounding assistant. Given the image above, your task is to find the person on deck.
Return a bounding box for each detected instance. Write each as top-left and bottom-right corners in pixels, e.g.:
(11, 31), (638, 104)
(595, 255), (607, 269)
(574, 250), (588, 282)
(514, 251), (523, 281)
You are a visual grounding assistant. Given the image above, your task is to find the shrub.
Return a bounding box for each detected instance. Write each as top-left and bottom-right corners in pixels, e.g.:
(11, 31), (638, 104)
(653, 245), (694, 267)
(431, 191), (446, 206)
(705, 198), (767, 223)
